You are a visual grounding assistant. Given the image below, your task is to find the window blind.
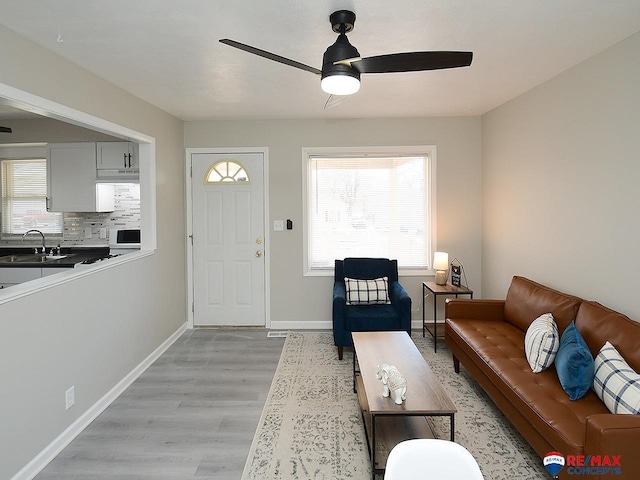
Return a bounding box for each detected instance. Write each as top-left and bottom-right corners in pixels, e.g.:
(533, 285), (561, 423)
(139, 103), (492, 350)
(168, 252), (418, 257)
(1, 159), (63, 235)
(307, 154), (430, 270)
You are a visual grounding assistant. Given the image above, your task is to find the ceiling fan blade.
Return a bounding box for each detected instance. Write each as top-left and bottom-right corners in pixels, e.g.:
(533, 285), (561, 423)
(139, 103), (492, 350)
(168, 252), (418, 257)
(352, 51), (472, 74)
(0, 126), (12, 133)
(324, 94), (350, 110)
(220, 39), (322, 76)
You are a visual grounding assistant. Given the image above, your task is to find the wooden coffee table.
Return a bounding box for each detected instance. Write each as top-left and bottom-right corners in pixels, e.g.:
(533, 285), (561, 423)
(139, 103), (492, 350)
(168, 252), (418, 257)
(352, 331), (456, 478)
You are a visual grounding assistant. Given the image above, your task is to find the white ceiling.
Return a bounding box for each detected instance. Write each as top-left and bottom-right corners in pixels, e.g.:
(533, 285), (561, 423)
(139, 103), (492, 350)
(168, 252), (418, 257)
(1, 0), (640, 121)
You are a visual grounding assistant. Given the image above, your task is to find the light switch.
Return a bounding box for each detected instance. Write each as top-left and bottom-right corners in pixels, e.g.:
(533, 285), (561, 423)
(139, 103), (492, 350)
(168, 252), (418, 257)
(99, 228), (107, 239)
(274, 220), (284, 231)
(84, 227), (92, 239)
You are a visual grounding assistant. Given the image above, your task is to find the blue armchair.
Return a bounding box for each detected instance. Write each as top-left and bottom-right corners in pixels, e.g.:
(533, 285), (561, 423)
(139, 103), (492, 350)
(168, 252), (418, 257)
(333, 258), (412, 359)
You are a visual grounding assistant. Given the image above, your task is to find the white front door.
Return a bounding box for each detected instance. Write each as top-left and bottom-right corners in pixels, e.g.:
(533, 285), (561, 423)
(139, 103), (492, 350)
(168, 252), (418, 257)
(191, 152), (265, 326)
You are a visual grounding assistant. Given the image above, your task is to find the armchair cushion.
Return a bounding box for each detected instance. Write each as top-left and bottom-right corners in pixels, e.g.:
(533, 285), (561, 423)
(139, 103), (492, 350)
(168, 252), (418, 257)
(345, 304), (400, 331)
(343, 257), (399, 282)
(345, 276), (391, 305)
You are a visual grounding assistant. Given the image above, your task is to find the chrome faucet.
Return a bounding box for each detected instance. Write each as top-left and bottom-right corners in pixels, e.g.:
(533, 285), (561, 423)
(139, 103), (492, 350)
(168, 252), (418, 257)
(22, 229), (46, 254)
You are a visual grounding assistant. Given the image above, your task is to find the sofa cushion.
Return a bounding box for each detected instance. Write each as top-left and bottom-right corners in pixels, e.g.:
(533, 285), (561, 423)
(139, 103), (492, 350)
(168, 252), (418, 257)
(593, 341), (640, 414)
(504, 276), (581, 333)
(344, 276), (391, 305)
(524, 313), (559, 373)
(555, 322), (594, 401)
(575, 301), (640, 372)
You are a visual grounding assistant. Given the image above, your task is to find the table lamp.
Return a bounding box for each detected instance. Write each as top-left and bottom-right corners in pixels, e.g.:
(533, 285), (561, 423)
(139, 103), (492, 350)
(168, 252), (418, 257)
(433, 252), (449, 285)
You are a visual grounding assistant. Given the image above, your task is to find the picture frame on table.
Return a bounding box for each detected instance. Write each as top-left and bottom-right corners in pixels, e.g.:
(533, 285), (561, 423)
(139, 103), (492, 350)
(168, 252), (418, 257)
(451, 263), (462, 287)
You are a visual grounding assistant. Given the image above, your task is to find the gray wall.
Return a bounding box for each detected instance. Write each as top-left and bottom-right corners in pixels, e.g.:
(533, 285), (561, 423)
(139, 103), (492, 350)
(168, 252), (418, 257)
(185, 117), (483, 326)
(482, 31), (640, 318)
(0, 24), (186, 479)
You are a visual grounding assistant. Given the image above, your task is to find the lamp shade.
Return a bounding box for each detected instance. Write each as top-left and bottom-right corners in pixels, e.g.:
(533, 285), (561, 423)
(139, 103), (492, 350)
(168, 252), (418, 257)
(433, 252), (449, 271)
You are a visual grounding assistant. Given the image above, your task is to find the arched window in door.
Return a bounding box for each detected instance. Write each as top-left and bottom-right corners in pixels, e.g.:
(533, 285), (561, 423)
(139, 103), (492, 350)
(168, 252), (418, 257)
(205, 160), (250, 183)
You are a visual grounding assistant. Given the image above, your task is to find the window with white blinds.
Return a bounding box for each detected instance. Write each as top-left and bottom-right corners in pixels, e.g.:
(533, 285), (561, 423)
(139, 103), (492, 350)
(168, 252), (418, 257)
(304, 147), (435, 273)
(1, 159), (63, 236)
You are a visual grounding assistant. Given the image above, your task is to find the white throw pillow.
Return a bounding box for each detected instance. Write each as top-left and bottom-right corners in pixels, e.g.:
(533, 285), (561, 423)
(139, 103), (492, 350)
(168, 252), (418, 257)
(593, 341), (640, 414)
(524, 313), (559, 373)
(344, 277), (391, 305)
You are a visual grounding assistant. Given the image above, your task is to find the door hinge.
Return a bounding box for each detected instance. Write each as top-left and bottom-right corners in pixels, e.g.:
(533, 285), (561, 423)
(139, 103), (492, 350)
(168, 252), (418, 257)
(189, 234), (193, 244)
(191, 302), (194, 313)
(190, 165), (193, 177)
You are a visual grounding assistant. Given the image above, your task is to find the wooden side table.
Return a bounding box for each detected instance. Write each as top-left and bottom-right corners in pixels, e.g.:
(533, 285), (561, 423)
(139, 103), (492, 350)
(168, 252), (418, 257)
(423, 281), (473, 352)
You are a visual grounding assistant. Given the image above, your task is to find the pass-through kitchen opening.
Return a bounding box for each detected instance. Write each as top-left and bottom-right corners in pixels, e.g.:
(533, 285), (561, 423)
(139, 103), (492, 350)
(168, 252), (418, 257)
(0, 141), (142, 289)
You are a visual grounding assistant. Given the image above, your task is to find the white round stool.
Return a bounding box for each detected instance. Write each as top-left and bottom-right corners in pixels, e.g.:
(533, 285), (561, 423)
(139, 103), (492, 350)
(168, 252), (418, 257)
(384, 439), (484, 480)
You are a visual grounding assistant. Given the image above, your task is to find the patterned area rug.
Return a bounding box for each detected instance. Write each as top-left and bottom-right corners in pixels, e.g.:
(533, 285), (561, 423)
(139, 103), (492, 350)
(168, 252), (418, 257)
(241, 331), (549, 480)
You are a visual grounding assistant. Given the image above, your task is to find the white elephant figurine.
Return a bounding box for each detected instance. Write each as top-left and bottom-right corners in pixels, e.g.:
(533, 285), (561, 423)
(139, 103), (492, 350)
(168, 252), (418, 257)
(375, 363), (407, 404)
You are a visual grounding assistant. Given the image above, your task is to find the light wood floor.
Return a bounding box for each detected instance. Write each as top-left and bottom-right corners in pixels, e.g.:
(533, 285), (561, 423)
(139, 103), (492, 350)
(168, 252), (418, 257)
(35, 328), (285, 480)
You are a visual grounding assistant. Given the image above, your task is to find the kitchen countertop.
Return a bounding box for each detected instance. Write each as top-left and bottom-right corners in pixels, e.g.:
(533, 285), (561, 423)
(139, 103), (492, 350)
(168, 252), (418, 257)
(0, 247), (110, 268)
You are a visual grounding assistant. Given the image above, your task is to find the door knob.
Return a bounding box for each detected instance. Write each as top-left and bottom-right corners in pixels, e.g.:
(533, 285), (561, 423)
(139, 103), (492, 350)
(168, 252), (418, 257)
(256, 250), (262, 258)
(256, 238), (262, 245)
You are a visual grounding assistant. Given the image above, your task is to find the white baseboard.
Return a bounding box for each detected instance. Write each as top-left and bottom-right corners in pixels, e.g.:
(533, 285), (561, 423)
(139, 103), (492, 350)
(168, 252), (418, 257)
(270, 320), (332, 330)
(11, 322), (188, 480)
(270, 320), (433, 331)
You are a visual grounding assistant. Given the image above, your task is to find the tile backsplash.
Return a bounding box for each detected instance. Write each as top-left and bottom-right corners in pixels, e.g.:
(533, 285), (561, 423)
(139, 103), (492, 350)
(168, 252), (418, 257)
(62, 183), (140, 245)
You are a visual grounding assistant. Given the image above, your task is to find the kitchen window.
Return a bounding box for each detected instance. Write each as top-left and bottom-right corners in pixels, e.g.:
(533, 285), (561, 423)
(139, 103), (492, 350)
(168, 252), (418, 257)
(1, 158), (63, 237)
(303, 146), (436, 275)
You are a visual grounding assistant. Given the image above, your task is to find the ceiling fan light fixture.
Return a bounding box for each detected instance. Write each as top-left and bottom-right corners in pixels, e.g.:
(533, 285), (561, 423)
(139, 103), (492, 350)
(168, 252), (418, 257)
(321, 71), (360, 95)
(220, 9), (473, 103)
(320, 30), (361, 95)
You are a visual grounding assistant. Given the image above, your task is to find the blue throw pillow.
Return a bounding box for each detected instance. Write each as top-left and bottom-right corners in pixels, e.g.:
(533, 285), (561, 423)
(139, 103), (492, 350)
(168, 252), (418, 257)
(555, 322), (594, 401)
(555, 322), (594, 400)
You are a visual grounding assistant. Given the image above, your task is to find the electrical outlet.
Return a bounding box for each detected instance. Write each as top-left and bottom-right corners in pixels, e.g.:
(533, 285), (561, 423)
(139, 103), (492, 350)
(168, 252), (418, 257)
(274, 220), (284, 231)
(65, 386), (75, 410)
(99, 227), (107, 239)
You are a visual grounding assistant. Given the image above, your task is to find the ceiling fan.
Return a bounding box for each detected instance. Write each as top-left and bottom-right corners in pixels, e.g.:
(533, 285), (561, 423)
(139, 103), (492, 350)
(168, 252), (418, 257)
(220, 10), (473, 97)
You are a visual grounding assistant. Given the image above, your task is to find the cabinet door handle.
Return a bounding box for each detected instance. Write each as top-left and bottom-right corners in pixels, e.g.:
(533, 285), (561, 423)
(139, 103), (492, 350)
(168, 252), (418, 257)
(128, 153), (132, 168)
(123, 153), (127, 168)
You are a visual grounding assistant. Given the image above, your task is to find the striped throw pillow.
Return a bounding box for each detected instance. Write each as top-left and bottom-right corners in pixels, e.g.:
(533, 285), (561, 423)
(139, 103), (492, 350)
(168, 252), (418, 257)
(524, 313), (559, 373)
(344, 277), (391, 305)
(593, 341), (640, 414)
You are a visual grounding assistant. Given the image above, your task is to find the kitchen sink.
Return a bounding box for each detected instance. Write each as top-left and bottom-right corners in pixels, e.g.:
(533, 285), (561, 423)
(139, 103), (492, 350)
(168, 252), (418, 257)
(0, 254), (63, 263)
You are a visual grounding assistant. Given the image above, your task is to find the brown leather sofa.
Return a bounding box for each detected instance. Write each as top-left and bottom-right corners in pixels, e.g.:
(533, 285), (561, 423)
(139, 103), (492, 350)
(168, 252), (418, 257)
(445, 276), (640, 479)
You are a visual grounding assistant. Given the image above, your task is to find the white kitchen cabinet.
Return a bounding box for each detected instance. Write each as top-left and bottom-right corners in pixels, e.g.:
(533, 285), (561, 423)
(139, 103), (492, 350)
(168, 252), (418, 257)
(96, 142), (139, 178)
(0, 267), (72, 288)
(41, 267), (71, 277)
(0, 268), (41, 288)
(47, 143), (115, 212)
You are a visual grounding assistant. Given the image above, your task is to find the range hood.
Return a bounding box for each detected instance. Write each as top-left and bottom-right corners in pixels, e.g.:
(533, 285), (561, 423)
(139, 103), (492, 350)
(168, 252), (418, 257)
(96, 167), (139, 179)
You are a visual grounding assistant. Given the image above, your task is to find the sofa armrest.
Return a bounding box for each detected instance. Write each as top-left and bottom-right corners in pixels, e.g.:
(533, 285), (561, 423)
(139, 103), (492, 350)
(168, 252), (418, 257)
(445, 298), (506, 322)
(390, 281), (412, 333)
(585, 414), (640, 472)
